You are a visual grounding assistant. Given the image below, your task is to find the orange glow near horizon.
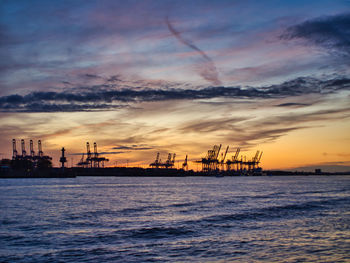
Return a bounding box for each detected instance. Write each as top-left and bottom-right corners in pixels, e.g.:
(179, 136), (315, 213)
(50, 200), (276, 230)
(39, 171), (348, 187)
(2, 102), (349, 171)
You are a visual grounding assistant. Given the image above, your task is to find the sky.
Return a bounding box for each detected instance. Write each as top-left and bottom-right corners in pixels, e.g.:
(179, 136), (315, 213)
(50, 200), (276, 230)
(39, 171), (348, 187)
(0, 0), (349, 170)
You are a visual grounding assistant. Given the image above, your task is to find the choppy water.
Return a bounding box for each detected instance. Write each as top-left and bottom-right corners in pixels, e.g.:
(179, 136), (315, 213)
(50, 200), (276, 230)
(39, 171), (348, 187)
(1, 176), (350, 262)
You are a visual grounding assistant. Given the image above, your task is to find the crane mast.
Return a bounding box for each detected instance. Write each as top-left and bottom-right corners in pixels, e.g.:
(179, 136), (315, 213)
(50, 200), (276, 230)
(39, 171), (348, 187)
(30, 139), (35, 158)
(38, 140), (43, 157)
(182, 155), (188, 170)
(21, 139), (26, 157)
(12, 139), (17, 159)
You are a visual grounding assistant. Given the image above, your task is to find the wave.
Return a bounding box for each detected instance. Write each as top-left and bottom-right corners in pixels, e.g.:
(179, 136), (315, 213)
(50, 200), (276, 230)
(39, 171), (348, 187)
(290, 188), (349, 195)
(168, 200), (208, 208)
(127, 225), (195, 239)
(190, 197), (350, 225)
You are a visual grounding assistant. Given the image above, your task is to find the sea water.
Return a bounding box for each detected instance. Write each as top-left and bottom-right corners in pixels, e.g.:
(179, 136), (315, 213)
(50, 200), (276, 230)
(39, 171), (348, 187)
(1, 176), (349, 262)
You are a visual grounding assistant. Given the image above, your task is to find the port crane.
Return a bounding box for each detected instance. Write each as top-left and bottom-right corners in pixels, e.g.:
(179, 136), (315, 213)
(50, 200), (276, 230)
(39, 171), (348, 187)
(197, 144), (222, 172)
(182, 155), (188, 170)
(150, 152), (161, 168)
(77, 142), (108, 168)
(149, 152), (176, 168)
(11, 139), (52, 169)
(226, 147), (241, 171)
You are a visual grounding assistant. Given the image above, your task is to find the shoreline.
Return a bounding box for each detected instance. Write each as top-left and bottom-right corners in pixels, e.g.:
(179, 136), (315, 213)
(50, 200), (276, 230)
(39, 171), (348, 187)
(1, 167), (349, 178)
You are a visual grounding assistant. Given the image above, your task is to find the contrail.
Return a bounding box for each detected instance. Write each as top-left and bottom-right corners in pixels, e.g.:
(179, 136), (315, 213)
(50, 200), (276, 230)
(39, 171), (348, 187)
(166, 17), (222, 86)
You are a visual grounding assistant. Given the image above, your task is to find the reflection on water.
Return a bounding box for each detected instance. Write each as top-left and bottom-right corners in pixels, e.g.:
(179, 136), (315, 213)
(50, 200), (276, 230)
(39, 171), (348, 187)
(1, 176), (349, 262)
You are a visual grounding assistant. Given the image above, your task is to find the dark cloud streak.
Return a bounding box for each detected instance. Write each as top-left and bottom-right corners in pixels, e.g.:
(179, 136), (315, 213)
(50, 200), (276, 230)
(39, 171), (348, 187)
(282, 13), (350, 56)
(0, 76), (349, 112)
(113, 145), (153, 150)
(276, 102), (311, 107)
(69, 151), (126, 156)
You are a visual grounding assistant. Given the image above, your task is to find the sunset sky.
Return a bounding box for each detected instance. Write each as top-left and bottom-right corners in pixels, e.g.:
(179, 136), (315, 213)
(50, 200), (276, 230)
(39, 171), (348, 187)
(0, 0), (349, 170)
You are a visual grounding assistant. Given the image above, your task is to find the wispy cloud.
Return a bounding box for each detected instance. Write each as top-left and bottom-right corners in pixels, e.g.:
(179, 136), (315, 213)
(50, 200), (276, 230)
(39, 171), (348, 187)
(181, 117), (247, 133)
(166, 17), (222, 86)
(180, 101), (350, 148)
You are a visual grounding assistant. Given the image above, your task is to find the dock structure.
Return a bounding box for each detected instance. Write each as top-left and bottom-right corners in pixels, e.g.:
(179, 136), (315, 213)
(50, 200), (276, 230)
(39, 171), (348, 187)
(148, 144), (263, 174)
(197, 144), (222, 172)
(11, 139), (52, 170)
(3, 139), (265, 177)
(196, 145), (263, 174)
(77, 142), (109, 168)
(149, 152), (176, 169)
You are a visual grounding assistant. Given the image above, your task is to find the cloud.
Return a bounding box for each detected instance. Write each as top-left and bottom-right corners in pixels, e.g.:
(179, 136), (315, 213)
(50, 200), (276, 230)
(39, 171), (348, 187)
(181, 117), (247, 133)
(83, 74), (103, 79)
(69, 151), (126, 156)
(107, 75), (122, 82)
(276, 102), (311, 107)
(233, 106), (350, 146)
(180, 100), (350, 148)
(322, 152), (350, 158)
(99, 151), (126, 155)
(233, 127), (309, 146)
(259, 107), (350, 127)
(112, 145), (153, 150)
(282, 13), (350, 56)
(166, 17), (222, 86)
(0, 102), (125, 112)
(0, 76), (349, 112)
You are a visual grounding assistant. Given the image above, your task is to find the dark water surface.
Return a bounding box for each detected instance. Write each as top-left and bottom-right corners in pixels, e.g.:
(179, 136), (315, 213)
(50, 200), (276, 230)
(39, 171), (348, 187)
(1, 176), (349, 262)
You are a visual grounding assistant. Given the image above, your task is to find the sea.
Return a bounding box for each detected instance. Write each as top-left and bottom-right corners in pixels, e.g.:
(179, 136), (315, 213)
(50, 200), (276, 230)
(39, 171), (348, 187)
(0, 175), (349, 262)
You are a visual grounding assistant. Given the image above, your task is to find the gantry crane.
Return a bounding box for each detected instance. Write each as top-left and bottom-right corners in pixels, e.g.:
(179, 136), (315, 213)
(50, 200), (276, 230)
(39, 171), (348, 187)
(77, 142), (108, 168)
(182, 155), (188, 170)
(149, 152), (176, 168)
(197, 144), (222, 172)
(150, 152), (161, 168)
(225, 147), (241, 171)
(11, 139), (52, 170)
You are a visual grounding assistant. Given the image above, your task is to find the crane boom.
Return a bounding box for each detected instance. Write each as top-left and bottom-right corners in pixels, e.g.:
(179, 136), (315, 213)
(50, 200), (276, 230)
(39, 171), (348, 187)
(254, 150), (260, 162)
(222, 146), (229, 163)
(215, 144), (222, 159)
(233, 148), (240, 161)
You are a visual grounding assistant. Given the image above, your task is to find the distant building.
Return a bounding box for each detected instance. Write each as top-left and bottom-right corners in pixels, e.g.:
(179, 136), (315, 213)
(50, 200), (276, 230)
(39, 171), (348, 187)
(315, 169), (322, 174)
